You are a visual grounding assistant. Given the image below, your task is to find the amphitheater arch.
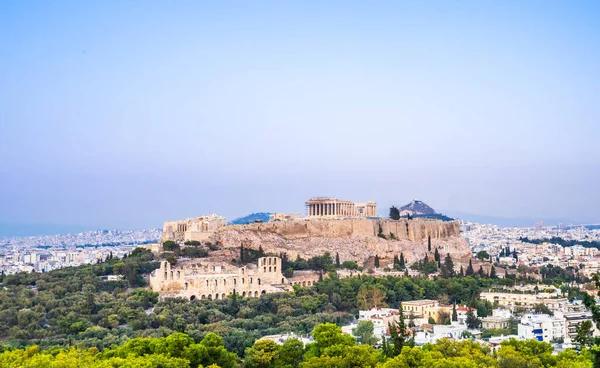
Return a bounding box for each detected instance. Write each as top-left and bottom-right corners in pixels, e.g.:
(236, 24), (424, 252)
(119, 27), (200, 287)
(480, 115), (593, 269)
(254, 291), (259, 297)
(201, 295), (206, 300)
(190, 295), (196, 301)
(222, 293), (226, 299)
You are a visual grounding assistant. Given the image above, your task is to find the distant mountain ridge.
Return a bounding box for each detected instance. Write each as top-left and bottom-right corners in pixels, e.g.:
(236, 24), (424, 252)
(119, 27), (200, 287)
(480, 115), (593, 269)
(229, 212), (272, 225)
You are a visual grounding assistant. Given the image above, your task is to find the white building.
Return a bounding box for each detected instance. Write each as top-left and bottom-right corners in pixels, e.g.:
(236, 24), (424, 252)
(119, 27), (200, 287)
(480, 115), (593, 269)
(518, 314), (566, 342)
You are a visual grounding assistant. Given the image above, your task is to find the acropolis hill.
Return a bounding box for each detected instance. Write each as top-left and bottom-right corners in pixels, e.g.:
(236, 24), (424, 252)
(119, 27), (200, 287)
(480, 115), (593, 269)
(212, 218), (471, 267)
(159, 197), (472, 268)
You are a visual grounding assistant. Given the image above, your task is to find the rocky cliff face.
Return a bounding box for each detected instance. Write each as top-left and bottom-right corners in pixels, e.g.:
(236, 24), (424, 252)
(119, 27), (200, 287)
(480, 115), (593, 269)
(211, 219), (471, 267)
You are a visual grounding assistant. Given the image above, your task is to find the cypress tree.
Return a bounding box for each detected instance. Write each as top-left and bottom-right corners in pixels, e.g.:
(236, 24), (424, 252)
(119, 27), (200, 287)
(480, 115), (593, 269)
(477, 265), (485, 277)
(434, 248), (440, 262)
(452, 303), (458, 322)
(459, 265), (464, 277)
(428, 236), (431, 252)
(490, 265), (497, 279)
(442, 253), (455, 278)
(335, 252), (340, 267)
(466, 259), (474, 276)
(374, 254), (380, 268)
(240, 244), (245, 263)
(393, 255), (400, 266)
(400, 253), (405, 267)
(388, 303), (410, 357)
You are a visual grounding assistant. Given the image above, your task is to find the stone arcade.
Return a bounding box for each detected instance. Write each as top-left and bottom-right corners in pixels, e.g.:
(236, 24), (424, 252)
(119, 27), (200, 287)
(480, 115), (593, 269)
(149, 256), (317, 300)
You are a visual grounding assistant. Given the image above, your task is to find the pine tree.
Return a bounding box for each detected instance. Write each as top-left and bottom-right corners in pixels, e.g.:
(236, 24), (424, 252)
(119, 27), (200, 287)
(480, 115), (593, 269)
(374, 254), (380, 268)
(452, 303), (458, 322)
(400, 253), (405, 267)
(434, 248), (440, 262)
(490, 265), (497, 279)
(466, 259), (474, 276)
(335, 252), (340, 267)
(428, 236), (431, 252)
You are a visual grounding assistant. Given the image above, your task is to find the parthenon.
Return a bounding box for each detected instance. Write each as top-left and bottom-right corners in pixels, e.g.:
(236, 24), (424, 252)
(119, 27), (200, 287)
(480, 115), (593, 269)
(306, 197), (377, 218)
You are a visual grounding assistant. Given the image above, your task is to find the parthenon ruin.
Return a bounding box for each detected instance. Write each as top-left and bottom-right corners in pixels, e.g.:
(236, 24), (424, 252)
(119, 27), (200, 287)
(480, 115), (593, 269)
(306, 197), (377, 218)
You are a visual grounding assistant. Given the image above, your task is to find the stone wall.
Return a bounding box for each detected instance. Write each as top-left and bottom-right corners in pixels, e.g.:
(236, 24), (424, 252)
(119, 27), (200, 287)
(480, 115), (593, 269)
(211, 219), (471, 268)
(149, 257), (290, 300)
(219, 219), (459, 241)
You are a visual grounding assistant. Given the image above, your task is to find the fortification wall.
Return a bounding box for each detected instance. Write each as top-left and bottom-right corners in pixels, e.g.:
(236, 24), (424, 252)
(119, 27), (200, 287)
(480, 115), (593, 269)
(212, 219), (470, 267)
(219, 219), (459, 241)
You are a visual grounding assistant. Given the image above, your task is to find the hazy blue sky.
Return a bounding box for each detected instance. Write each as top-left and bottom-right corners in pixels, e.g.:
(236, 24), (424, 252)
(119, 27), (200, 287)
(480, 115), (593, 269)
(1, 1), (599, 231)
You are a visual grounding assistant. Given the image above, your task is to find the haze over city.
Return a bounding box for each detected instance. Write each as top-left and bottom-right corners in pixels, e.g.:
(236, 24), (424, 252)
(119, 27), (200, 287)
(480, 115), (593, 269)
(1, 1), (599, 233)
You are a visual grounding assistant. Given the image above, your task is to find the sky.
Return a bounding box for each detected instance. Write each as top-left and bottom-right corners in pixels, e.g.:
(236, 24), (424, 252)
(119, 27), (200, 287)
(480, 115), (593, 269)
(1, 1), (599, 232)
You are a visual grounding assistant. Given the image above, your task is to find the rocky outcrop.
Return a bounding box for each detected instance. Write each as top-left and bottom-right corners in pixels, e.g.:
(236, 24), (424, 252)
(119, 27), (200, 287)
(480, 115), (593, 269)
(211, 219), (471, 267)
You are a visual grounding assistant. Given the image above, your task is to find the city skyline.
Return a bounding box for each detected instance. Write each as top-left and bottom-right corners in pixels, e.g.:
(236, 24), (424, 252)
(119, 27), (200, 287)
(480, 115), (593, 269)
(1, 1), (599, 231)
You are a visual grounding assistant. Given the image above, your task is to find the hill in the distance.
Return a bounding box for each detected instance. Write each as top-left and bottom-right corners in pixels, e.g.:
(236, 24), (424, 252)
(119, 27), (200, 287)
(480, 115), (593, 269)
(229, 212), (272, 225)
(396, 200), (454, 221)
(399, 200), (436, 216)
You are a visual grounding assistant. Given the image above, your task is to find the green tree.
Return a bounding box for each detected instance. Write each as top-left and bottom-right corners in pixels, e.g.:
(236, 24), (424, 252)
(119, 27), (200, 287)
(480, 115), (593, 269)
(389, 206), (400, 220)
(466, 259), (474, 276)
(465, 309), (480, 329)
(244, 339), (279, 368)
(533, 303), (553, 316)
(452, 303), (458, 322)
(441, 253), (455, 278)
(386, 304), (411, 357)
(374, 255), (380, 268)
(476, 250), (490, 260)
(353, 320), (377, 346)
(276, 338), (304, 368)
(574, 320), (594, 348)
(490, 265), (497, 279)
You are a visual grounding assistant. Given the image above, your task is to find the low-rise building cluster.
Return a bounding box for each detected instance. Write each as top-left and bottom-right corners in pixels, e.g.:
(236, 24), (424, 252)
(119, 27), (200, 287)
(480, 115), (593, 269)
(0, 229), (160, 274)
